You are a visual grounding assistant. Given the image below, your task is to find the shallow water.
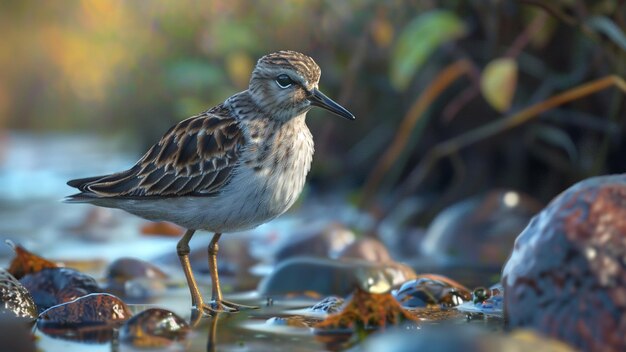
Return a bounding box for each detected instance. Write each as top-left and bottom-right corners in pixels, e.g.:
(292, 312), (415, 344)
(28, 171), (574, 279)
(33, 290), (502, 352)
(35, 297), (329, 352)
(1, 132), (504, 351)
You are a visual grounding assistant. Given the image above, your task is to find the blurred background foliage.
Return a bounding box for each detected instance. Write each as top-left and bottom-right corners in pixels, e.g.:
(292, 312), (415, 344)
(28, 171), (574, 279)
(1, 0), (625, 225)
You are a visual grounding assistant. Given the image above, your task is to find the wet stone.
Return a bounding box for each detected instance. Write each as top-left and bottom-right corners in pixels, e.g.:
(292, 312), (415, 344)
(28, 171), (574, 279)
(37, 293), (132, 343)
(392, 276), (471, 308)
(503, 174), (626, 352)
(0, 269), (37, 321)
(309, 296), (345, 314)
(258, 257), (416, 297)
(120, 308), (189, 348)
(356, 326), (576, 352)
(337, 238), (391, 263)
(455, 284), (503, 318)
(421, 190), (541, 267)
(107, 257), (168, 282)
(105, 257), (167, 301)
(38, 293), (131, 325)
(20, 267), (100, 312)
(274, 222), (355, 262)
(0, 315), (37, 352)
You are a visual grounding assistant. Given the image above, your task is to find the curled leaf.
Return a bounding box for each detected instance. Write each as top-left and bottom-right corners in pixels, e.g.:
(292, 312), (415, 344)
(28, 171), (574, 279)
(480, 58), (518, 112)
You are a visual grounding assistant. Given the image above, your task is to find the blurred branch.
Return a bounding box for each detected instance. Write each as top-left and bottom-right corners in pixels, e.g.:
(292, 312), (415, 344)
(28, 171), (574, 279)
(442, 84), (480, 123)
(505, 11), (548, 58)
(394, 75), (626, 206)
(359, 59), (474, 208)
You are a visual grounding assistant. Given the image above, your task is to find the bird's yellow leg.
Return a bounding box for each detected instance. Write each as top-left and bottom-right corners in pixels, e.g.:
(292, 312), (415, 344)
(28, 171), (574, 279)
(205, 233), (258, 313)
(176, 229), (206, 310)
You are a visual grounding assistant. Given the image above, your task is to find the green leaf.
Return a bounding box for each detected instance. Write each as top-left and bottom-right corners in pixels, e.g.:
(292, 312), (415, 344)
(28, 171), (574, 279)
(480, 58), (518, 112)
(391, 10), (466, 91)
(587, 16), (626, 52)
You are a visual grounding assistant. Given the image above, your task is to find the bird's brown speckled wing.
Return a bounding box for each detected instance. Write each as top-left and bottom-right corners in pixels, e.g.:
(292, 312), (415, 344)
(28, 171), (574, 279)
(69, 106), (244, 198)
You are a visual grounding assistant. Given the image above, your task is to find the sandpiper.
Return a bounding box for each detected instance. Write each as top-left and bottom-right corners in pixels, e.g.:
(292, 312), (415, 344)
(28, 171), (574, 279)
(65, 51), (355, 314)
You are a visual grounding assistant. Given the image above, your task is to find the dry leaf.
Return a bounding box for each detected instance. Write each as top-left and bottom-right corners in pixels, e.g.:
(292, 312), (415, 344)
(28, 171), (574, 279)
(7, 241), (58, 279)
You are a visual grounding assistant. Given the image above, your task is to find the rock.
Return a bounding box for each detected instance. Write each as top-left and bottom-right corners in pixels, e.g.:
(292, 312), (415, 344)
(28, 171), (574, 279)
(308, 296), (345, 314)
(503, 175), (626, 351)
(104, 257), (167, 301)
(38, 293), (132, 325)
(20, 268), (99, 312)
(258, 257), (416, 297)
(107, 257), (168, 282)
(0, 315), (37, 352)
(120, 308), (189, 348)
(406, 190), (541, 287)
(392, 276), (471, 308)
(354, 326), (481, 352)
(274, 223), (355, 262)
(455, 284), (504, 318)
(64, 208), (124, 242)
(355, 327), (576, 352)
(0, 269), (37, 321)
(421, 190), (541, 266)
(37, 293), (132, 343)
(337, 238), (391, 263)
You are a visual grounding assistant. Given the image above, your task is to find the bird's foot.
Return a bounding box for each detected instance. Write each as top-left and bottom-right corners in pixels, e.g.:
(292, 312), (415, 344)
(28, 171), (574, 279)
(199, 299), (259, 315)
(221, 299), (259, 310)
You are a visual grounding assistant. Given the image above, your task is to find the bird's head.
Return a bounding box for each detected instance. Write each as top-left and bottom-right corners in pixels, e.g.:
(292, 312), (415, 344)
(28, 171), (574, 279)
(249, 50), (355, 122)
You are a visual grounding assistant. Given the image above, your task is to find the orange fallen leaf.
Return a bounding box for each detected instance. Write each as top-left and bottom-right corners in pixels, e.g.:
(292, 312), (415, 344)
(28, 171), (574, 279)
(7, 241), (58, 279)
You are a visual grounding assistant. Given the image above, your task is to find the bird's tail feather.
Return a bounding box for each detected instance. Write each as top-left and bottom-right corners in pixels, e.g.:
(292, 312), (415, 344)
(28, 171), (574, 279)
(62, 193), (99, 204)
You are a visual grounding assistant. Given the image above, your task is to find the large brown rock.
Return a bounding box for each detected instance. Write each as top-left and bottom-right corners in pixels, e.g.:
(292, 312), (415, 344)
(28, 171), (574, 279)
(503, 174), (626, 351)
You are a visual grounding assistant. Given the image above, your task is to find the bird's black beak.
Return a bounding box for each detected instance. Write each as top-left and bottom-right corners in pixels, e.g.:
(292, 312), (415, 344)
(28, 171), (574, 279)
(308, 88), (355, 120)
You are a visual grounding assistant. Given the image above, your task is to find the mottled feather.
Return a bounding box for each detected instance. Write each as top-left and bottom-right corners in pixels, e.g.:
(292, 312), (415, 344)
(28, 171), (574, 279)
(69, 105), (244, 198)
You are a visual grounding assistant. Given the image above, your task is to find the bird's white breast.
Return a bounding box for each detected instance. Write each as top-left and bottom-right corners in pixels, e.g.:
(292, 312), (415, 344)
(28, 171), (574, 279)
(198, 113), (313, 232)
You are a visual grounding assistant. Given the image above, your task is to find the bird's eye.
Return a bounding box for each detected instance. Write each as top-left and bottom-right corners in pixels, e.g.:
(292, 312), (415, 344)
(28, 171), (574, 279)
(275, 74), (293, 88)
